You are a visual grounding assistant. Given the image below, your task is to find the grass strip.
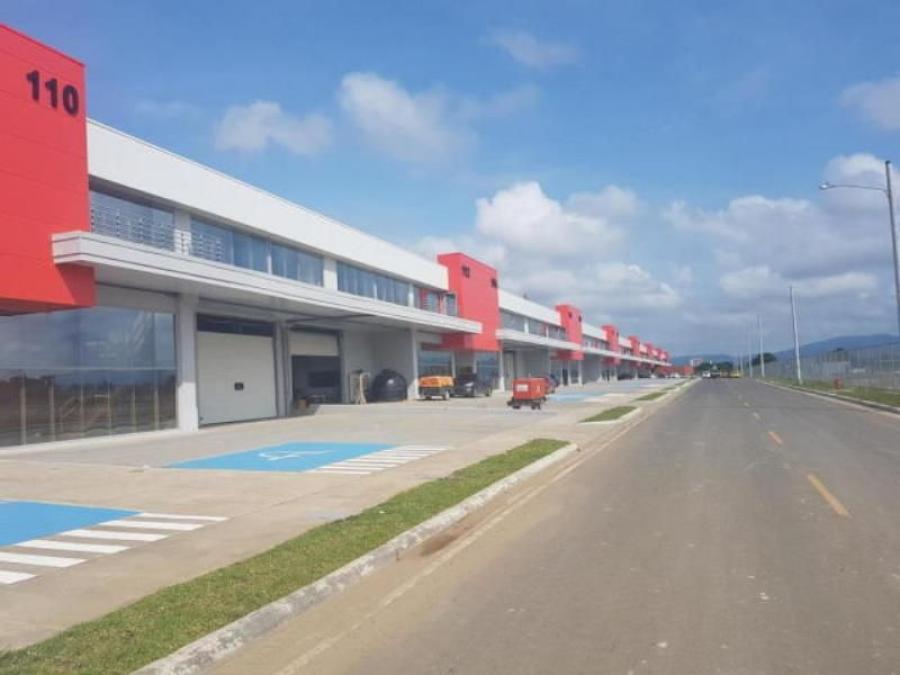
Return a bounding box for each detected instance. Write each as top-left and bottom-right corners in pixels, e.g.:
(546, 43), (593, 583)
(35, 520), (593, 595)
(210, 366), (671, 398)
(0, 438), (567, 675)
(636, 391), (666, 401)
(769, 378), (900, 408)
(582, 405), (637, 423)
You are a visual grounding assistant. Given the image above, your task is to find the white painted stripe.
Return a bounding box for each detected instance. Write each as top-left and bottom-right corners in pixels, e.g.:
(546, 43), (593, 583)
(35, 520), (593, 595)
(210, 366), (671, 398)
(310, 468), (372, 475)
(138, 512), (227, 522)
(0, 551), (84, 568)
(100, 520), (202, 531)
(391, 446), (447, 451)
(371, 453), (434, 459)
(59, 529), (168, 542)
(334, 459), (405, 466)
(0, 570), (35, 584)
(381, 448), (443, 454)
(315, 464), (375, 471)
(15, 539), (129, 554)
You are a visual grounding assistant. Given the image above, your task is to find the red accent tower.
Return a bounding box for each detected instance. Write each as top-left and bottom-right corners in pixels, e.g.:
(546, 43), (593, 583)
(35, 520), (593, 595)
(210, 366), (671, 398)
(554, 304), (583, 361)
(602, 324), (621, 366)
(0, 24), (95, 314)
(438, 253), (500, 352)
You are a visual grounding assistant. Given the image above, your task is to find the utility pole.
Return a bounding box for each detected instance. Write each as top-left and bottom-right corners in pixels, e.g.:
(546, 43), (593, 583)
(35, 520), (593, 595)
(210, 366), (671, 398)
(790, 285), (803, 385)
(747, 328), (754, 378)
(886, 160), (900, 340)
(758, 314), (765, 378)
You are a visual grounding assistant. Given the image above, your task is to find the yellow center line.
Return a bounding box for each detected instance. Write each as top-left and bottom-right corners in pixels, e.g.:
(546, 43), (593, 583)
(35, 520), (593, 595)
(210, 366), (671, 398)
(807, 473), (851, 517)
(768, 430), (783, 445)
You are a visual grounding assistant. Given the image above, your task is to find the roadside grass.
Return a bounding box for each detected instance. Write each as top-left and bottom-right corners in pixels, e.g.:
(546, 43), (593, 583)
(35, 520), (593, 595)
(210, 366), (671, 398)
(772, 378), (900, 408)
(582, 405), (637, 423)
(0, 438), (567, 675)
(636, 390), (667, 401)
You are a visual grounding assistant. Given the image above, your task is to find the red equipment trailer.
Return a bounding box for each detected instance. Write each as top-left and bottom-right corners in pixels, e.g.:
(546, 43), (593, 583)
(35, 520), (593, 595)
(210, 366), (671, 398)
(507, 377), (548, 410)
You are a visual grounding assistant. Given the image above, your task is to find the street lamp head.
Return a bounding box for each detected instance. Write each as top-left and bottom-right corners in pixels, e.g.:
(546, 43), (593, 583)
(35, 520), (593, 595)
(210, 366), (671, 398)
(819, 182), (832, 190)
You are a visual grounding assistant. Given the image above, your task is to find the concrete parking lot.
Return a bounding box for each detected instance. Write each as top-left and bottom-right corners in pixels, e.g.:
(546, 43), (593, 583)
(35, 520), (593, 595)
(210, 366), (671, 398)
(0, 378), (674, 648)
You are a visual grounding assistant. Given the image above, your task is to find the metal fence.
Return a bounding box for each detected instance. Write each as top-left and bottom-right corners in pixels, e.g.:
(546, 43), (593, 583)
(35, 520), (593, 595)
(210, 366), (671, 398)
(763, 341), (900, 390)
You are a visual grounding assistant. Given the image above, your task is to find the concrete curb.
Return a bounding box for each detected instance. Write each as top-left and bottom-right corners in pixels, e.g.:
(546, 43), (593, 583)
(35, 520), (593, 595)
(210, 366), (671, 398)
(136, 442), (580, 675)
(762, 380), (900, 415)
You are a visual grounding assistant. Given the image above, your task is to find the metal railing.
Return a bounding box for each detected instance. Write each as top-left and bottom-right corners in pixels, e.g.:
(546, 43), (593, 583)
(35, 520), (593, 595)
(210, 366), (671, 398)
(764, 341), (900, 390)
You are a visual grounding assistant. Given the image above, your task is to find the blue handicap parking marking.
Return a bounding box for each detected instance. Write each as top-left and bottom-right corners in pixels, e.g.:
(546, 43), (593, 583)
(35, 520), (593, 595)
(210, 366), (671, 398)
(0, 501), (138, 547)
(168, 442), (395, 473)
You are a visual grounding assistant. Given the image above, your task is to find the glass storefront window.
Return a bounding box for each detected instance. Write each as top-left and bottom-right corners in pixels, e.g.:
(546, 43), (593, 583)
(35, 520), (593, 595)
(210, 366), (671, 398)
(90, 190), (175, 251)
(418, 348), (452, 376)
(0, 306), (177, 447)
(233, 231), (269, 272)
(500, 311), (526, 332)
(272, 244), (324, 285)
(190, 219), (234, 264)
(338, 262), (410, 306)
(475, 352), (500, 387)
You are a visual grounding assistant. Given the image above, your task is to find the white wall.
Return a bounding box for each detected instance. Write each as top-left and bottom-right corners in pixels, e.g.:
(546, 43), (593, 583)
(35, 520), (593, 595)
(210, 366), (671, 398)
(497, 289), (561, 325)
(197, 331), (277, 424)
(88, 121), (448, 289)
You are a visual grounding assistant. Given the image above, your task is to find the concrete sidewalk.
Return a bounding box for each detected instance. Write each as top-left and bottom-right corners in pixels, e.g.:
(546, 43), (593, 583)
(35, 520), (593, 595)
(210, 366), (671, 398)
(0, 379), (675, 648)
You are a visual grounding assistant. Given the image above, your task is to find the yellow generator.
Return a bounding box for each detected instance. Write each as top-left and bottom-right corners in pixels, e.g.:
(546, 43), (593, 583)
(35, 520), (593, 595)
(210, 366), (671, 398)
(418, 375), (454, 400)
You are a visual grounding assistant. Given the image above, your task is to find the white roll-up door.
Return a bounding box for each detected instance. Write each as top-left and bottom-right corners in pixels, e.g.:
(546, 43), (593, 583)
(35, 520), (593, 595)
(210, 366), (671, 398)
(197, 331), (277, 425)
(289, 331), (339, 356)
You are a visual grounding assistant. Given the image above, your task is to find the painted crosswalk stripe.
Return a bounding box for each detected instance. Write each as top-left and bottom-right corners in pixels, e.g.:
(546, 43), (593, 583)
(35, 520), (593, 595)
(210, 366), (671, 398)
(0, 551), (84, 568)
(99, 520), (203, 531)
(333, 460), (407, 467)
(310, 468), (373, 475)
(15, 539), (129, 554)
(137, 512), (228, 522)
(58, 529), (169, 542)
(0, 570), (35, 584)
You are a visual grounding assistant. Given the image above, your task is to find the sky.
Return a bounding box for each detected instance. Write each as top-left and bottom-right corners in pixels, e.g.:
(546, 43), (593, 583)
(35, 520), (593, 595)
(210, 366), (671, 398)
(6, 0), (900, 357)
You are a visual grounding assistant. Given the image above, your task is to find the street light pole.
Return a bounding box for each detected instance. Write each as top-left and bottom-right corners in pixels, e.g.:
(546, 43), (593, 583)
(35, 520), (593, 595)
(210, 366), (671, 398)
(885, 160), (900, 340)
(790, 285), (803, 385)
(819, 159), (900, 340)
(747, 328), (754, 378)
(758, 314), (765, 378)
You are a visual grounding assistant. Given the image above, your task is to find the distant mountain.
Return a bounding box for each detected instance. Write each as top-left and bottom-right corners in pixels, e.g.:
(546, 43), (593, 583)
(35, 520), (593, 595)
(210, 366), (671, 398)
(671, 353), (734, 366)
(774, 333), (897, 360)
(673, 333), (897, 366)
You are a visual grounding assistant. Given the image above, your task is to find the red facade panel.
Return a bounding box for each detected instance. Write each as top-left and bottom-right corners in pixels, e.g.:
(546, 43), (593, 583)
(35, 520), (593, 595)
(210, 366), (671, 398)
(438, 253), (499, 352)
(602, 324), (621, 366)
(554, 303), (583, 361)
(0, 24), (94, 313)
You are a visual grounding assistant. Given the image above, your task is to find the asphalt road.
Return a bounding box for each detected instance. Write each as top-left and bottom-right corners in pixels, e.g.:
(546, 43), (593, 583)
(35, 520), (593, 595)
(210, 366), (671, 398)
(214, 380), (900, 675)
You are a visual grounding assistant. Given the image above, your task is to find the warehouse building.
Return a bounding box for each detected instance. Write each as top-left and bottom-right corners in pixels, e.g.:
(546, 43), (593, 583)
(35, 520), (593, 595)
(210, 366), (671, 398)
(0, 25), (669, 448)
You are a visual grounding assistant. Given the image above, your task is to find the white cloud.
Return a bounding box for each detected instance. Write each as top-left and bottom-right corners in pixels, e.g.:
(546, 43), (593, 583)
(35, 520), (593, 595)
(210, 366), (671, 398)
(475, 181), (624, 256)
(583, 263), (681, 311)
(214, 101), (332, 156)
(487, 29), (579, 69)
(135, 99), (201, 120)
(413, 180), (682, 335)
(567, 185), (641, 220)
(459, 84), (540, 119)
(339, 72), (471, 164)
(719, 266), (877, 301)
(339, 73), (537, 164)
(841, 75), (900, 131)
